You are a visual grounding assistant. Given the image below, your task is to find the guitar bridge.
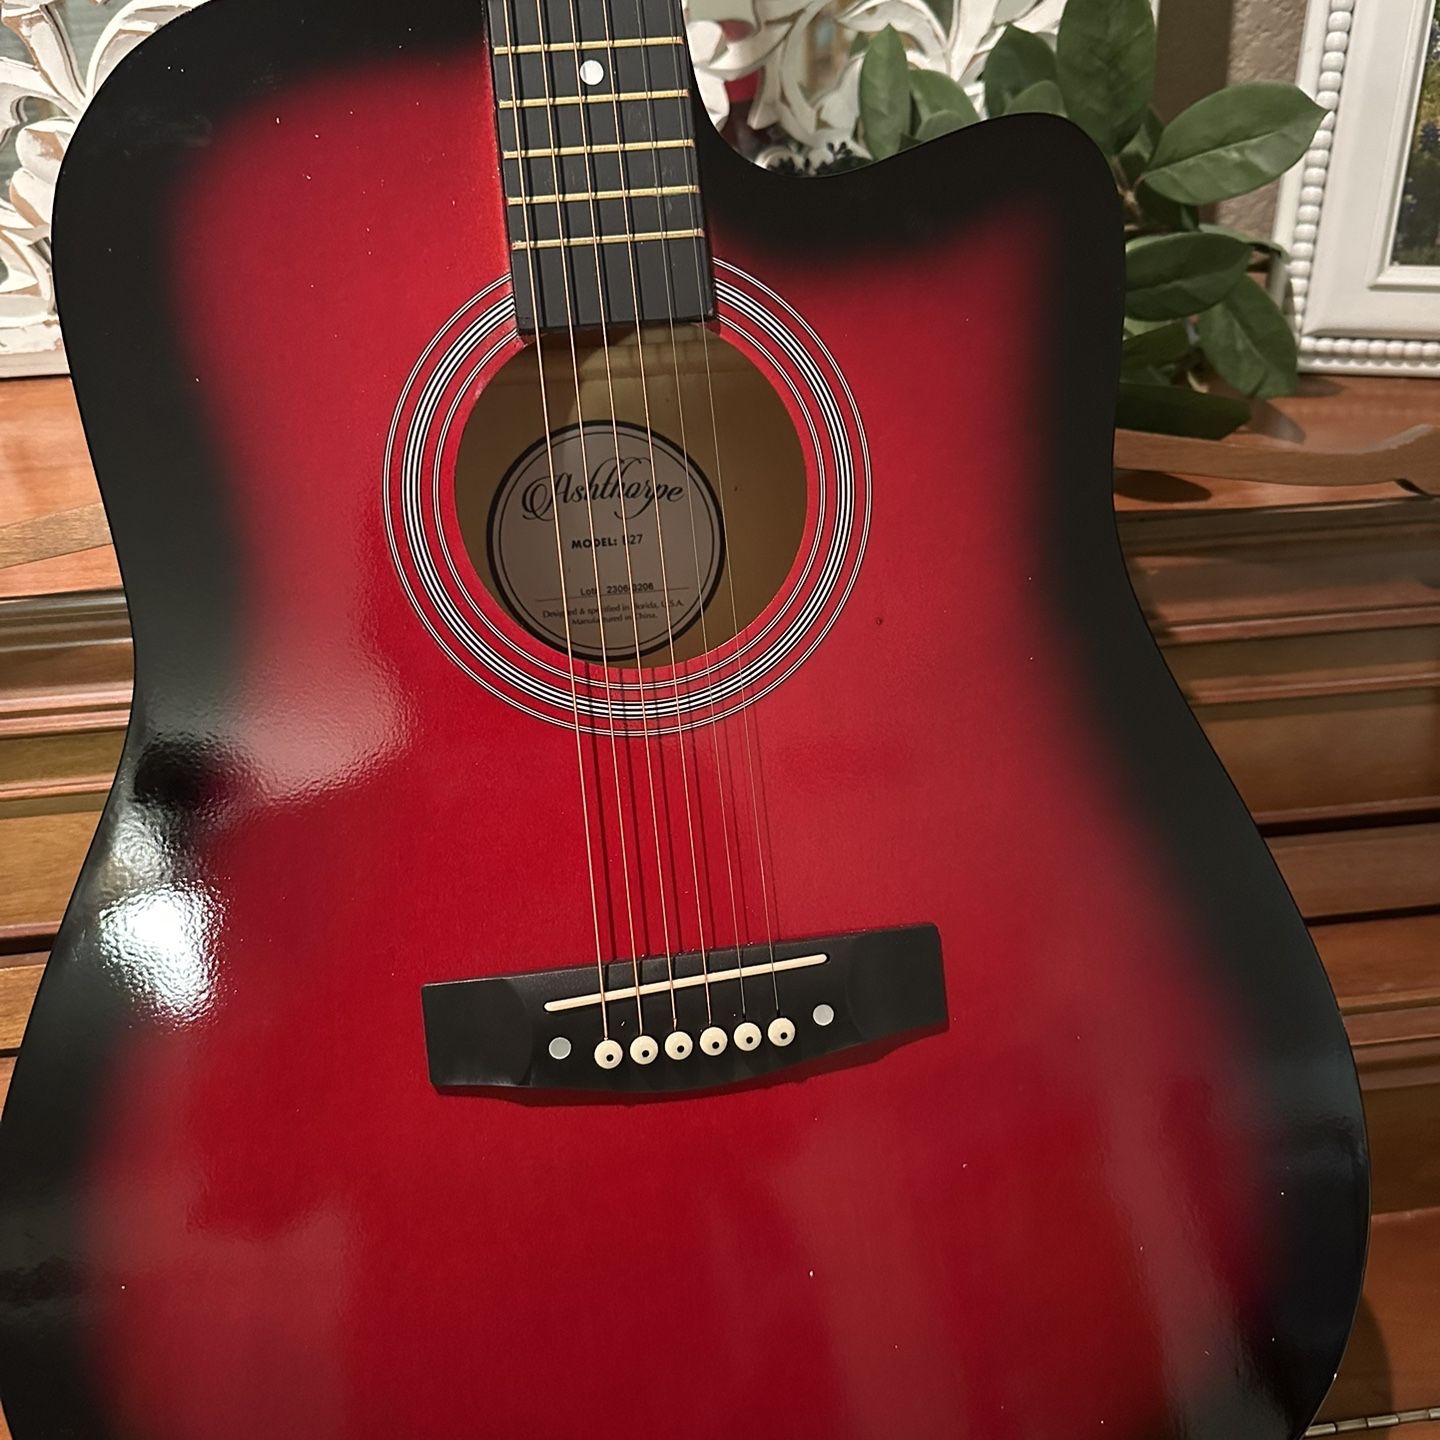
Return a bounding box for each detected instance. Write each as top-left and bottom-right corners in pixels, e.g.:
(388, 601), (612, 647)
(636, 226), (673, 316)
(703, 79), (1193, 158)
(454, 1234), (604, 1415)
(420, 924), (945, 1096)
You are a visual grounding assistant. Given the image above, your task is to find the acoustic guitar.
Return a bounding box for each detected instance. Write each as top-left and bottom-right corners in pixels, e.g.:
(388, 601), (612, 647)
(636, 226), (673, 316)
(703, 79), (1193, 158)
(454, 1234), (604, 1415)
(0, 2), (1368, 1437)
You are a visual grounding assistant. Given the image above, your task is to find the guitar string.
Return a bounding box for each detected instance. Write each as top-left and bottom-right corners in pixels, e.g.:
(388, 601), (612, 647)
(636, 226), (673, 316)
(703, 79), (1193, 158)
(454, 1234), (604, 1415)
(585, 0), (718, 1036)
(667, 33), (782, 1010)
(495, 0), (611, 1035)
(551, 0), (685, 1040)
(505, 0), (780, 1038)
(635, 17), (751, 1023)
(548, 0), (689, 1040)
(521, 0), (648, 1036)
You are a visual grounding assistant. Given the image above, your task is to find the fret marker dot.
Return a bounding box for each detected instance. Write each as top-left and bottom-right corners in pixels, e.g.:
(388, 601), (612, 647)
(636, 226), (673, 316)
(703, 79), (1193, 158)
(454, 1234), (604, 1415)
(579, 59), (605, 86)
(812, 1003), (835, 1027)
(548, 1036), (572, 1060)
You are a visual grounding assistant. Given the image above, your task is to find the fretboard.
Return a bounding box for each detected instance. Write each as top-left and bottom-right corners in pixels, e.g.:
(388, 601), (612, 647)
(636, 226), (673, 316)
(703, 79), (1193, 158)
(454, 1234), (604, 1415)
(486, 0), (716, 333)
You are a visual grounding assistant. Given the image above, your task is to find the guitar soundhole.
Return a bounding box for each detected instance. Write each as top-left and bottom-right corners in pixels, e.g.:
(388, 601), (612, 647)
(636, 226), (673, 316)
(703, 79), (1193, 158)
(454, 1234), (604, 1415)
(454, 324), (807, 667)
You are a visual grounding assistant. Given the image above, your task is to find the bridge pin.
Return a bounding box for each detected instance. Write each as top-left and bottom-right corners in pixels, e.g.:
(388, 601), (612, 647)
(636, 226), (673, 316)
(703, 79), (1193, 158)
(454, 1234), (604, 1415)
(594, 1038), (624, 1070)
(733, 1021), (763, 1052)
(664, 1031), (693, 1060)
(629, 1034), (659, 1065)
(699, 1025), (728, 1056)
(767, 1017), (796, 1047)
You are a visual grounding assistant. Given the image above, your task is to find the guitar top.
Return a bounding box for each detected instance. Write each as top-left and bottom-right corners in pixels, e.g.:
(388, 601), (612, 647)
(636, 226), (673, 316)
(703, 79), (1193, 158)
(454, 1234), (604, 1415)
(0, 1), (1367, 1437)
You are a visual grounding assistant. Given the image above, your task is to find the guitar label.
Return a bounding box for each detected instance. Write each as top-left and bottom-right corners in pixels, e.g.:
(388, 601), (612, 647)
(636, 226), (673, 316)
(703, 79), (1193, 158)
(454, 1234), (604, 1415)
(488, 421), (724, 662)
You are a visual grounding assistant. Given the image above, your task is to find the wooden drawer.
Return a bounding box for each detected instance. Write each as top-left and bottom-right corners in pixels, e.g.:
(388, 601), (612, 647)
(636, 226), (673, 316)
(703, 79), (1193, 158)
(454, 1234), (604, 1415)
(1121, 495), (1440, 830)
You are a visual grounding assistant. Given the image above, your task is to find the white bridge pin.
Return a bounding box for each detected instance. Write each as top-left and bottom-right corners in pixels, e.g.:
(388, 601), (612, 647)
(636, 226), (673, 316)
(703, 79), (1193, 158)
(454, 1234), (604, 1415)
(767, 1017), (796, 1047)
(630, 1034), (660, 1066)
(734, 1021), (763, 1052)
(594, 1038), (623, 1070)
(699, 1026), (728, 1056)
(664, 1031), (694, 1061)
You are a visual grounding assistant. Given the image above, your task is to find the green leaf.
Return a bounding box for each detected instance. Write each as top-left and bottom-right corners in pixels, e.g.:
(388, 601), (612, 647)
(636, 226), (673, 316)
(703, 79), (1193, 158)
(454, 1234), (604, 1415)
(1006, 80), (1066, 116)
(1125, 232), (1250, 320)
(983, 25), (1057, 117)
(1116, 381), (1252, 438)
(913, 110), (973, 142)
(1135, 182), (1199, 232)
(1118, 107), (1164, 185)
(1055, 0), (1156, 153)
(1122, 365), (1172, 386)
(1124, 316), (1172, 335)
(1199, 221), (1288, 257)
(1194, 277), (1298, 399)
(1143, 82), (1326, 205)
(910, 68), (980, 127)
(1121, 319), (1193, 371)
(858, 26), (911, 160)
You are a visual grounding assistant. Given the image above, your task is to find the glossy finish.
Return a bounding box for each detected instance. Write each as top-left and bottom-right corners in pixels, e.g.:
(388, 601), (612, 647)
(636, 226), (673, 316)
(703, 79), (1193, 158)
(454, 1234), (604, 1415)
(0, 2), (1368, 1438)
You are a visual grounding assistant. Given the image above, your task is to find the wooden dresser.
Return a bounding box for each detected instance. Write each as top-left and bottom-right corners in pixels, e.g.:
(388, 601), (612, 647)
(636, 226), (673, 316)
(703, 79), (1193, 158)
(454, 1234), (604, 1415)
(2, 376), (1438, 1437)
(1117, 442), (1440, 1432)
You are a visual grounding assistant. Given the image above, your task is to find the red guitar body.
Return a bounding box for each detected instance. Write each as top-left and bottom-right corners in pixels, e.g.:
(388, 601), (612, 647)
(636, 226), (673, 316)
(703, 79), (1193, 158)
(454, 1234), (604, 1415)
(0, 3), (1367, 1439)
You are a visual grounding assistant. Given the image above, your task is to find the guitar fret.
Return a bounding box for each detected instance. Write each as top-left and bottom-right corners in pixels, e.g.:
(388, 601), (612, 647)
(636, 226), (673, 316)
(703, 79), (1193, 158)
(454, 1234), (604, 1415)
(498, 89), (688, 110)
(508, 184), (699, 205)
(511, 228), (705, 250)
(493, 37), (685, 55)
(501, 139), (694, 159)
(484, 0), (715, 332)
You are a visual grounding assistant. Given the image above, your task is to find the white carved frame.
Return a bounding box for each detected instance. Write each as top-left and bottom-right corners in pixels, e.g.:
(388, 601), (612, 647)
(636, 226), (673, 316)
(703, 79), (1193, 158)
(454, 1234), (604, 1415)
(0, 0), (204, 377)
(1274, 0), (1440, 377)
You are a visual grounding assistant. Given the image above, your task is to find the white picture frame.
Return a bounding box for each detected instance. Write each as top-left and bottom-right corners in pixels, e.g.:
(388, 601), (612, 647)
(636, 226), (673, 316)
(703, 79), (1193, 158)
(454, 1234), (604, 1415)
(1275, 0), (1440, 377)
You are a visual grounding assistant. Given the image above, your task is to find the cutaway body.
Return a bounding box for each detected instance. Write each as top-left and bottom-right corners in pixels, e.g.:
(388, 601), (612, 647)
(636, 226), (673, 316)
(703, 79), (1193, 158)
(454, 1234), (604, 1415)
(0, 3), (1367, 1438)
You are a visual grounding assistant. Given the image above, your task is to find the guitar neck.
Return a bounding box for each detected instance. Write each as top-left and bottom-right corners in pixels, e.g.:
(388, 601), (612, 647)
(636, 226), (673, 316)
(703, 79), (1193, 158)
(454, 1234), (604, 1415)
(486, 0), (715, 332)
